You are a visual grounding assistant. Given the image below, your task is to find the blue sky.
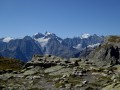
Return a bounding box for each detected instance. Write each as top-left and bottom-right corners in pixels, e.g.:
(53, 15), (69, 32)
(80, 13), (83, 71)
(0, 0), (120, 38)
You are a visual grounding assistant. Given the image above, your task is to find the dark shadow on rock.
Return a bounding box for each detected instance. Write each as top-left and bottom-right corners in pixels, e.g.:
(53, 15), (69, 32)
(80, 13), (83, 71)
(110, 46), (119, 65)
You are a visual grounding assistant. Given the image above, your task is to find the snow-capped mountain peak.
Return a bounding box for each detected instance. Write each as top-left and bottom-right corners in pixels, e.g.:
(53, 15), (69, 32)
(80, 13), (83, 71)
(33, 32), (63, 47)
(81, 34), (90, 39)
(3, 37), (14, 43)
(0, 32), (104, 62)
(34, 33), (39, 36)
(44, 32), (57, 39)
(33, 33), (45, 39)
(33, 32), (51, 47)
(45, 32), (52, 36)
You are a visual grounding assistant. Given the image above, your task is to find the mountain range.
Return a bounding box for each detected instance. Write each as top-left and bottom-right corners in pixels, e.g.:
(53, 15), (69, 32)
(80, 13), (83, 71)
(0, 32), (104, 62)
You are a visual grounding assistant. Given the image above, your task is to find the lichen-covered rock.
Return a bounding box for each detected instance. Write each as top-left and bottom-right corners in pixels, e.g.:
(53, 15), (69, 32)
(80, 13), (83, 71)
(1, 54), (120, 90)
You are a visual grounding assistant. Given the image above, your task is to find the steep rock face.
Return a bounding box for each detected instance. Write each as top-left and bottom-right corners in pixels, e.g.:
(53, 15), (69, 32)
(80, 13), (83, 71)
(88, 36), (120, 66)
(45, 39), (78, 58)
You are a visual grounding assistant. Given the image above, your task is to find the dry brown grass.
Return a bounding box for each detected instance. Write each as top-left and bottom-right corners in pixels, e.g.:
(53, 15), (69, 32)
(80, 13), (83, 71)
(0, 57), (24, 71)
(108, 36), (120, 42)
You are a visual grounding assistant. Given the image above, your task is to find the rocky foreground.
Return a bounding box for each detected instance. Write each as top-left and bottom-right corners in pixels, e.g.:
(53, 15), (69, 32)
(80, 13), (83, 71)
(0, 55), (120, 90)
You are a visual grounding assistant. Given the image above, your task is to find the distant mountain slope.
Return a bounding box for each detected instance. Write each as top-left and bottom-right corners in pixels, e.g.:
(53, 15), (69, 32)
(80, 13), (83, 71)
(62, 34), (104, 49)
(0, 36), (43, 62)
(0, 32), (104, 62)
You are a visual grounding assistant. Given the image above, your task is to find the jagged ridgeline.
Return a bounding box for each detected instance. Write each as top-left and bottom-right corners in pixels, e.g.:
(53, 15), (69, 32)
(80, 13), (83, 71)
(0, 33), (104, 62)
(88, 35), (120, 66)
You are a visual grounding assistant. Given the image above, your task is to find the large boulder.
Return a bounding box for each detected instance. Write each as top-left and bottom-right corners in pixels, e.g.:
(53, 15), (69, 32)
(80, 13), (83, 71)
(24, 55), (58, 68)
